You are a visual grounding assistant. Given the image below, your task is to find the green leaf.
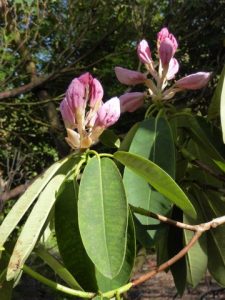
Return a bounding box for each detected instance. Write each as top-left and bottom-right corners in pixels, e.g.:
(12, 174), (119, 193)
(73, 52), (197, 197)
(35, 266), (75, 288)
(99, 129), (120, 148)
(95, 210), (136, 292)
(183, 215), (207, 287)
(55, 179), (97, 291)
(35, 246), (82, 290)
(6, 157), (76, 281)
(123, 118), (174, 240)
(114, 151), (197, 219)
(170, 113), (225, 162)
(0, 155), (72, 250)
(168, 207), (186, 296)
(119, 122), (139, 152)
(208, 65), (225, 120)
(78, 157), (128, 279)
(193, 188), (225, 286)
(214, 160), (225, 173)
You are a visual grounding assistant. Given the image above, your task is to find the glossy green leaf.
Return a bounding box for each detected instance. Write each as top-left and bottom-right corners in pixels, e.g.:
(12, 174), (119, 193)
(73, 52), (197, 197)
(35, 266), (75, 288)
(6, 157), (75, 281)
(220, 66), (225, 142)
(193, 187), (225, 286)
(208, 65), (225, 120)
(78, 157), (128, 279)
(0, 155), (72, 250)
(168, 207), (186, 296)
(96, 210), (136, 292)
(55, 179), (97, 291)
(123, 118), (174, 240)
(183, 215), (207, 287)
(114, 151), (197, 218)
(35, 246), (82, 290)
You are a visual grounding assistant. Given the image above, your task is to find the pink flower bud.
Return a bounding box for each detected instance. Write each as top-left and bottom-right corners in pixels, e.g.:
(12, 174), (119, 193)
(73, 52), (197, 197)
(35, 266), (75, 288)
(167, 58), (179, 80)
(137, 40), (152, 64)
(60, 98), (75, 128)
(115, 67), (147, 85)
(119, 92), (145, 113)
(157, 27), (169, 44)
(95, 97), (120, 127)
(157, 27), (178, 54)
(78, 72), (93, 86)
(66, 78), (85, 111)
(159, 38), (174, 66)
(175, 72), (211, 90)
(90, 78), (104, 107)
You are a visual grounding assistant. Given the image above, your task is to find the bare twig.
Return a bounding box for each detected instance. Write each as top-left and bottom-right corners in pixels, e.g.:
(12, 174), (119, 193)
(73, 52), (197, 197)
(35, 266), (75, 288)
(130, 205), (225, 287)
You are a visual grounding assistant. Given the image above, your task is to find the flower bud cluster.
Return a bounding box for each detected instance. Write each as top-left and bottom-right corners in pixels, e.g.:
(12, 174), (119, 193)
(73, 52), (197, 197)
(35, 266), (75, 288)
(60, 73), (120, 149)
(115, 27), (211, 106)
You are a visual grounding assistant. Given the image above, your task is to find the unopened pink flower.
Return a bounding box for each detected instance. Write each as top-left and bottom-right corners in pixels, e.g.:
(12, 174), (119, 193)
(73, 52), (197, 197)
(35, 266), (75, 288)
(167, 58), (179, 80)
(66, 78), (85, 111)
(60, 98), (75, 128)
(119, 92), (145, 113)
(157, 27), (178, 54)
(159, 38), (174, 66)
(115, 67), (147, 85)
(175, 72), (211, 90)
(137, 40), (152, 64)
(157, 27), (169, 44)
(95, 97), (120, 127)
(90, 78), (104, 108)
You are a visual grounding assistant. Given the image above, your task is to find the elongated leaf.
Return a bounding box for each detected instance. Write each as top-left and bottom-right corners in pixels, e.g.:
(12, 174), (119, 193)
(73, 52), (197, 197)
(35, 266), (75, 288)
(55, 179), (97, 291)
(119, 122), (139, 152)
(168, 207), (186, 296)
(208, 65), (225, 120)
(6, 161), (71, 281)
(114, 151), (197, 218)
(35, 246), (82, 290)
(193, 188), (225, 286)
(183, 215), (207, 287)
(170, 113), (225, 162)
(219, 66), (225, 142)
(96, 211), (136, 292)
(123, 118), (174, 240)
(78, 157), (128, 278)
(0, 155), (72, 250)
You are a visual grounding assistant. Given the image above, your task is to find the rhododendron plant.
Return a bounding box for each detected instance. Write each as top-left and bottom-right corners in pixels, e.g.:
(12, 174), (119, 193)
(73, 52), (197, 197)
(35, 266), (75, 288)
(1, 26), (225, 300)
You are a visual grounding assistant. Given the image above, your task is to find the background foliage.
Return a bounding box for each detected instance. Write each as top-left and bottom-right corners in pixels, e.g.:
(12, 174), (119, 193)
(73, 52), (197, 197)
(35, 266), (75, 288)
(0, 0), (224, 196)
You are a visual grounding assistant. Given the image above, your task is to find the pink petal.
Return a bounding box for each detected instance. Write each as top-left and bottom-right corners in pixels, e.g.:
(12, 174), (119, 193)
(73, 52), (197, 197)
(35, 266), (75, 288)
(175, 72), (211, 90)
(137, 40), (152, 64)
(90, 78), (104, 107)
(78, 72), (93, 85)
(119, 92), (145, 113)
(167, 58), (179, 80)
(159, 38), (174, 66)
(60, 98), (75, 128)
(157, 27), (169, 44)
(66, 78), (85, 111)
(95, 97), (120, 127)
(157, 27), (178, 54)
(115, 67), (147, 85)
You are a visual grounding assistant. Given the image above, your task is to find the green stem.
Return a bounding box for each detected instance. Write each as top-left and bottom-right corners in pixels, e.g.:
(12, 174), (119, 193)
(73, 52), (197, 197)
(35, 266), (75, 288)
(102, 283), (132, 299)
(98, 153), (114, 158)
(23, 265), (95, 298)
(23, 265), (132, 299)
